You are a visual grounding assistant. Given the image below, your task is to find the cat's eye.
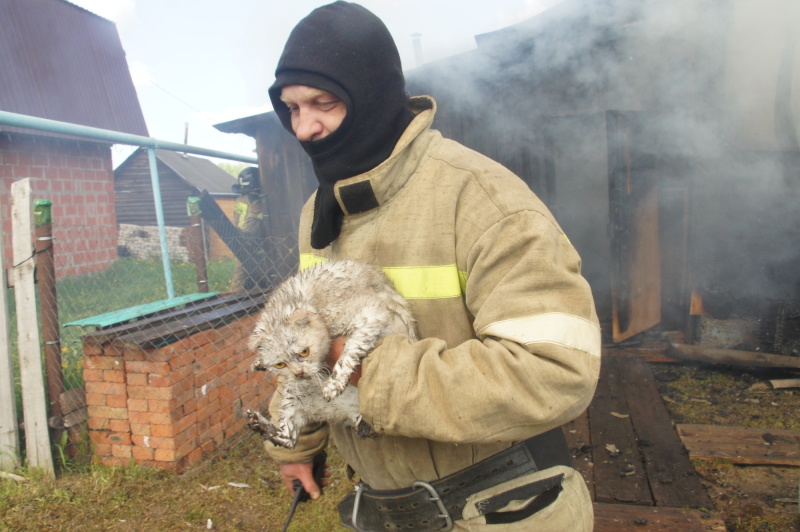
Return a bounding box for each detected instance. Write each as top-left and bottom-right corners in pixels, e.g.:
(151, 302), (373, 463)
(298, 348), (310, 358)
(274, 362), (287, 369)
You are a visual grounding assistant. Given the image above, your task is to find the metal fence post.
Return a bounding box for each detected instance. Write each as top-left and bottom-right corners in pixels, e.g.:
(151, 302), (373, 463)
(146, 148), (175, 299)
(187, 197), (208, 293)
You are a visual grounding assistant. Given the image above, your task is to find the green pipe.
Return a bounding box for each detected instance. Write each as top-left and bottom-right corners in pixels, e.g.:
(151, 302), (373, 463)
(147, 148), (175, 299)
(0, 110), (257, 164)
(0, 109), (257, 299)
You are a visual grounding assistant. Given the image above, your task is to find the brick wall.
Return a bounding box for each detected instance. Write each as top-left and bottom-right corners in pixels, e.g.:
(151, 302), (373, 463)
(0, 134), (117, 278)
(82, 313), (274, 472)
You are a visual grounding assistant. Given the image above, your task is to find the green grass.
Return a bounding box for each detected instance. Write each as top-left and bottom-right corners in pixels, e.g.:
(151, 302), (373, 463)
(0, 435), (351, 531)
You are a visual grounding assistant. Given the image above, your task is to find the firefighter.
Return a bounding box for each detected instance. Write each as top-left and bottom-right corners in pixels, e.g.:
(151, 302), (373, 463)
(263, 2), (600, 530)
(230, 166), (265, 291)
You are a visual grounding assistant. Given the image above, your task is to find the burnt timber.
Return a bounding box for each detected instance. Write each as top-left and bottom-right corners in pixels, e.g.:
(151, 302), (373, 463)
(566, 351), (726, 530)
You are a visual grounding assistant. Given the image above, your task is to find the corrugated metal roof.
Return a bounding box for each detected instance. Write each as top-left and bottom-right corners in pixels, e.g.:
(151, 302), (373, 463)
(0, 0), (148, 137)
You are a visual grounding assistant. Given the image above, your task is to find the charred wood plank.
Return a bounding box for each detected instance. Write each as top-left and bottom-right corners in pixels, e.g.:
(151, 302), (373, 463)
(667, 343), (800, 370)
(677, 424), (800, 466)
(619, 357), (712, 508)
(588, 356), (653, 505)
(593, 503), (726, 531)
(564, 409), (596, 500)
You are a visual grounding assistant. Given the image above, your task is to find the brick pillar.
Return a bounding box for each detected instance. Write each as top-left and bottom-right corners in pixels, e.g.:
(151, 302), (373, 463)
(82, 313), (273, 473)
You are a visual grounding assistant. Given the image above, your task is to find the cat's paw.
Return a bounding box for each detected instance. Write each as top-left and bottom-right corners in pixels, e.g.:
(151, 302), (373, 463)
(321, 377), (347, 402)
(355, 416), (379, 439)
(271, 433), (298, 449)
(246, 409), (279, 440)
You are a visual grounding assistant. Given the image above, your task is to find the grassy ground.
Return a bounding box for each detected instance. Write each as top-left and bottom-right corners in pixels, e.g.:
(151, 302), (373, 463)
(1, 434), (349, 531)
(651, 363), (800, 532)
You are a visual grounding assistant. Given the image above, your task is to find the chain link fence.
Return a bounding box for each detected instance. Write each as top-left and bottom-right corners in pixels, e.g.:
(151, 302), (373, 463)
(8, 217), (298, 472)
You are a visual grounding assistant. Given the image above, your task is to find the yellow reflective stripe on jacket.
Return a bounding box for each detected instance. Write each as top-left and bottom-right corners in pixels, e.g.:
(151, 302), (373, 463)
(382, 265), (463, 300)
(299, 253), (328, 271)
(234, 201), (248, 229)
(298, 254), (466, 300)
(479, 312), (602, 358)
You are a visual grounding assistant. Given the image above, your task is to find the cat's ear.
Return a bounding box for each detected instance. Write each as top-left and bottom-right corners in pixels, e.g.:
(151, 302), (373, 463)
(248, 335), (261, 352)
(289, 309), (311, 328)
(248, 325), (265, 352)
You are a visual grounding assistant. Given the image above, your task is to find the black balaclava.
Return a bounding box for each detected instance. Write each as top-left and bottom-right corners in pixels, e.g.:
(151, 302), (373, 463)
(268, 1), (415, 249)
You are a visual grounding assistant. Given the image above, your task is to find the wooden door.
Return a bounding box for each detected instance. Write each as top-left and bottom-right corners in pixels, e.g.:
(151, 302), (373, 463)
(606, 112), (661, 342)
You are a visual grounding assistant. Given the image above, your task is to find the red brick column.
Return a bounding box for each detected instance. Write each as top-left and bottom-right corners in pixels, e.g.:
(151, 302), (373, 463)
(83, 313), (273, 472)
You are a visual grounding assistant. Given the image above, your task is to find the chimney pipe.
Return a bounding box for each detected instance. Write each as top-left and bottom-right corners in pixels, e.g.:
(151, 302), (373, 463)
(412, 33), (423, 67)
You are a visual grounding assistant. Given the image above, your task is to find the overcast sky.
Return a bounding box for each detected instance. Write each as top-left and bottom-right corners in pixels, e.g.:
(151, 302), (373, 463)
(66, 0), (560, 166)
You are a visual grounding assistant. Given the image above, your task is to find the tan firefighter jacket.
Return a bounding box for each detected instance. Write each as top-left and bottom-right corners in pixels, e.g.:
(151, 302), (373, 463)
(264, 96), (601, 519)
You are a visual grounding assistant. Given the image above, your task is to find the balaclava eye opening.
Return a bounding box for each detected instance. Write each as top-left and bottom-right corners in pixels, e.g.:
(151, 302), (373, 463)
(268, 1), (414, 249)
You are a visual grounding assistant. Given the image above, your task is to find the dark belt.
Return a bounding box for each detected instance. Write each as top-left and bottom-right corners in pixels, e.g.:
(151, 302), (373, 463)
(338, 427), (572, 532)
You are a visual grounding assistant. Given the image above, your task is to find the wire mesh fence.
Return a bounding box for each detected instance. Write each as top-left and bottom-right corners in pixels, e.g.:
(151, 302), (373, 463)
(7, 219), (298, 473)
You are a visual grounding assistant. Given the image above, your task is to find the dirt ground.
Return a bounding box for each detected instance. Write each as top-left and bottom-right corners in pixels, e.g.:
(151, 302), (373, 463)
(650, 362), (800, 531)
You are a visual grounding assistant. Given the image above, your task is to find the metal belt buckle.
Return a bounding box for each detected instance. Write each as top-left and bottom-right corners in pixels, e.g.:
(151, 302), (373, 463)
(351, 481), (454, 532)
(412, 480), (454, 532)
(351, 482), (369, 532)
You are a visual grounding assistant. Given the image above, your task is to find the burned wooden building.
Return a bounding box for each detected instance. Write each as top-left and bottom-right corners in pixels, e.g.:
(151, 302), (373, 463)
(216, 0), (800, 350)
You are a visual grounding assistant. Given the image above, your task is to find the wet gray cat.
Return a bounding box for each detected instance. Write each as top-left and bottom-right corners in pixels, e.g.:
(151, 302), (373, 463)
(246, 259), (417, 449)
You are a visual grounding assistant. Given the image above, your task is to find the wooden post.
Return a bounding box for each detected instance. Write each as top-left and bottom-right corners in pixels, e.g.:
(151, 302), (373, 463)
(10, 179), (54, 474)
(34, 200), (63, 444)
(187, 196), (208, 293)
(0, 191), (20, 472)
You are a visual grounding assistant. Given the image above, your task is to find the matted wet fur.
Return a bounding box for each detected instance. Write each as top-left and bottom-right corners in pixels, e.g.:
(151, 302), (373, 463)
(246, 259), (417, 449)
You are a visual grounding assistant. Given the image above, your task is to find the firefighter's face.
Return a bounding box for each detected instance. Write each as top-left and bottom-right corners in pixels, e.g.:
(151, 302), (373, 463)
(279, 85), (347, 142)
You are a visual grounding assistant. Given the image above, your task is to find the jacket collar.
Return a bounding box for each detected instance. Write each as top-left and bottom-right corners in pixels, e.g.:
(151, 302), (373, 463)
(333, 96), (436, 216)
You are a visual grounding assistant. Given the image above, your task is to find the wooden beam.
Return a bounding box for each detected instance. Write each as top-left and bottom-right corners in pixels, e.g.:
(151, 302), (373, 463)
(619, 357), (712, 508)
(770, 378), (800, 389)
(10, 179), (53, 474)
(588, 356), (653, 505)
(0, 186), (20, 471)
(667, 343), (800, 370)
(677, 424), (800, 466)
(594, 503), (726, 531)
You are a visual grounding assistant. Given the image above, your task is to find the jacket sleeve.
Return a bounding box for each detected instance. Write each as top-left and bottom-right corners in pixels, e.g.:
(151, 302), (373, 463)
(261, 385), (330, 464)
(358, 209), (601, 444)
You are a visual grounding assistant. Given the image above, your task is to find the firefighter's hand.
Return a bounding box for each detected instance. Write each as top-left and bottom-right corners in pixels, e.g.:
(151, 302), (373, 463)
(326, 336), (362, 386)
(279, 461), (330, 500)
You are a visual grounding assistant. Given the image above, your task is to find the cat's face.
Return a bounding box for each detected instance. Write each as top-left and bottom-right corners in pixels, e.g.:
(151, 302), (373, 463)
(249, 309), (332, 380)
